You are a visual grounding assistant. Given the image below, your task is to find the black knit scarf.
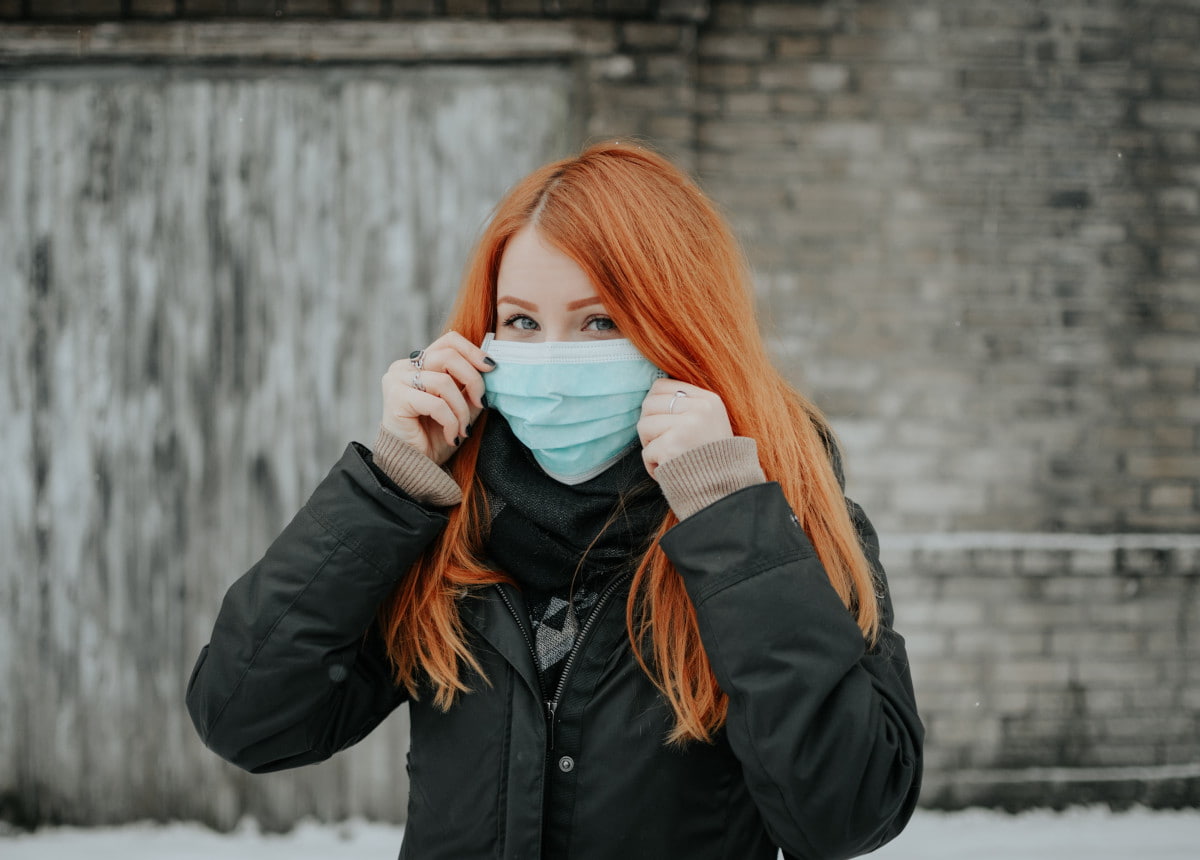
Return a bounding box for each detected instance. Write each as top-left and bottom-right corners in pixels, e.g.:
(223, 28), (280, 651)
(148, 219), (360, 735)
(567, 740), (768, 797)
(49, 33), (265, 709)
(475, 414), (668, 691)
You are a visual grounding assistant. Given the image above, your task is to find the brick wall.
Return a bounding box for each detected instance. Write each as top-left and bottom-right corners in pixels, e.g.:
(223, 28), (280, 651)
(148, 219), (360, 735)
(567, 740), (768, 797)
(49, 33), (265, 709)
(687, 0), (1200, 806)
(694, 0), (1200, 536)
(886, 536), (1200, 808)
(3, 0), (1198, 814)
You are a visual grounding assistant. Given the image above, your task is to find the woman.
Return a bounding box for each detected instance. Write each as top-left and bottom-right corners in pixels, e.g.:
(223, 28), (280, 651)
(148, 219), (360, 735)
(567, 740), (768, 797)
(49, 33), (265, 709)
(186, 142), (923, 859)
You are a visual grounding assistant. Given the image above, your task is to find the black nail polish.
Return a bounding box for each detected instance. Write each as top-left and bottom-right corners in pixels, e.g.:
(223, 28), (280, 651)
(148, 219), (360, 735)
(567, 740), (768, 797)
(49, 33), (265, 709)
(465, 423), (473, 437)
(481, 393), (489, 408)
(454, 436), (462, 447)
(483, 357), (497, 367)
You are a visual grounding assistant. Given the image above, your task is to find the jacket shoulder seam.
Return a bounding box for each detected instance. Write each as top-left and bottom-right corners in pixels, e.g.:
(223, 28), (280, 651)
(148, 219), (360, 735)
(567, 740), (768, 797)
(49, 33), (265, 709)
(694, 548), (815, 606)
(304, 498), (394, 575)
(203, 525), (343, 744)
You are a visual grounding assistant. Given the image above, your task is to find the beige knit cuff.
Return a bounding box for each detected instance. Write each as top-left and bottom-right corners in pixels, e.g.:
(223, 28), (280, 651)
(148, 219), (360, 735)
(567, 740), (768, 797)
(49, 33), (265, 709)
(370, 426), (463, 507)
(654, 436), (767, 521)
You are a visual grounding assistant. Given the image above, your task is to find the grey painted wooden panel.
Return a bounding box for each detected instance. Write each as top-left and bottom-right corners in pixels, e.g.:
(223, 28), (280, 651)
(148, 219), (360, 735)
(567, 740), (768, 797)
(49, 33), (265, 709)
(0, 64), (572, 828)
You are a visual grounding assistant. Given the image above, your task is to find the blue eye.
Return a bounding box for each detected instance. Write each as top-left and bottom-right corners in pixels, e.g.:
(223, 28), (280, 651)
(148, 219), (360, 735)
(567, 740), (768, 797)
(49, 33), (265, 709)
(584, 316), (617, 332)
(503, 314), (539, 331)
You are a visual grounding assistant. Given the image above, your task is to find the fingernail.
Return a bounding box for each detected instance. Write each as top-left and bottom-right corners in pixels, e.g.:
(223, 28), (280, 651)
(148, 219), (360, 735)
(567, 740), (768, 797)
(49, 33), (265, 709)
(454, 436), (462, 447)
(483, 357), (497, 367)
(465, 423), (472, 437)
(481, 393), (489, 408)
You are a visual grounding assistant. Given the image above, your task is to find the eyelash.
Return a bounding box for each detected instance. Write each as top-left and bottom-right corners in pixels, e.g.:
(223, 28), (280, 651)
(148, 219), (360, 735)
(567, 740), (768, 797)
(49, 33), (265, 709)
(502, 314), (538, 331)
(501, 314), (618, 332)
(585, 315), (618, 332)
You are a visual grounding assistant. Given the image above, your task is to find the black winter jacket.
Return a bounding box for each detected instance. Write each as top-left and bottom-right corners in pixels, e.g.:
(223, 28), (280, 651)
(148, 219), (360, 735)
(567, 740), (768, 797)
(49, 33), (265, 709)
(186, 443), (923, 859)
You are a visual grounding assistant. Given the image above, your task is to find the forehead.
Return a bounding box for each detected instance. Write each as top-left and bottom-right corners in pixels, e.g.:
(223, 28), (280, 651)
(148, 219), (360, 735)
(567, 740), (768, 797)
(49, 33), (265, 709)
(496, 225), (599, 304)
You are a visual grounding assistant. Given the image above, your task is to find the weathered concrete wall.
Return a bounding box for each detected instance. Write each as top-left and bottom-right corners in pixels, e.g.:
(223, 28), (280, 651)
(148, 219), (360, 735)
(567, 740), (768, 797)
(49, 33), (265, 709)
(0, 61), (572, 828)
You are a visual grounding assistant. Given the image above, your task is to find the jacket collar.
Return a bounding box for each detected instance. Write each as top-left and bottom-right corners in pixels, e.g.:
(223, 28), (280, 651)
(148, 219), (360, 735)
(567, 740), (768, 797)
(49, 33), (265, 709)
(460, 583), (543, 700)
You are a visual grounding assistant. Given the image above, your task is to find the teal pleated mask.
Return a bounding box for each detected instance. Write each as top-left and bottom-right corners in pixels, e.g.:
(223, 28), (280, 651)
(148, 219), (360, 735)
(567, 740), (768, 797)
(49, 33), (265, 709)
(481, 333), (667, 485)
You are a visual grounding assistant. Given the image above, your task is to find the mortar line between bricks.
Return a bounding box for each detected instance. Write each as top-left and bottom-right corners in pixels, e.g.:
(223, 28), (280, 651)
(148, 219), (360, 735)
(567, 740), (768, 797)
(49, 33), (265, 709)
(880, 533), (1200, 552)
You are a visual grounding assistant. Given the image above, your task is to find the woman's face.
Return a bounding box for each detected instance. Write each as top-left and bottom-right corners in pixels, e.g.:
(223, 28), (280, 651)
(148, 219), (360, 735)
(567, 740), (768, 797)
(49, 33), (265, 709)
(493, 225), (622, 343)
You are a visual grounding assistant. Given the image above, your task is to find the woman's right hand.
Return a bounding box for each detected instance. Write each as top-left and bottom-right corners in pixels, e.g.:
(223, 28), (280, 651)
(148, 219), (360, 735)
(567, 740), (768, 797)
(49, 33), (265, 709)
(380, 331), (496, 466)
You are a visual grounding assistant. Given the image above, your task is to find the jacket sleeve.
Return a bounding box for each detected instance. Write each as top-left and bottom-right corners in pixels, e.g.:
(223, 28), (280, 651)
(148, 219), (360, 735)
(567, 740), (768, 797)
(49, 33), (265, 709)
(185, 442), (449, 773)
(659, 483), (923, 860)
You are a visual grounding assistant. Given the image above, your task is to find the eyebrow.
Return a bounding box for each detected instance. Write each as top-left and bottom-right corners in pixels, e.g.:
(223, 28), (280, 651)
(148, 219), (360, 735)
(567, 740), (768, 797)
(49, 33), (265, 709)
(496, 295), (606, 312)
(496, 295), (538, 311)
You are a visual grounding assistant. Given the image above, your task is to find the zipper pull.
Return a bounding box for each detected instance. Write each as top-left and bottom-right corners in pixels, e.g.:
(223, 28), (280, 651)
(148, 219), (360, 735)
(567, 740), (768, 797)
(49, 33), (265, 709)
(545, 700), (558, 751)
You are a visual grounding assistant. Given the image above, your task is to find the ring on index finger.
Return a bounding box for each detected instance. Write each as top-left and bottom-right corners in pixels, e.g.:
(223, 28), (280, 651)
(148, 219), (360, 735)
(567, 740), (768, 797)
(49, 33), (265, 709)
(668, 390), (689, 415)
(409, 348), (425, 370)
(411, 370), (426, 393)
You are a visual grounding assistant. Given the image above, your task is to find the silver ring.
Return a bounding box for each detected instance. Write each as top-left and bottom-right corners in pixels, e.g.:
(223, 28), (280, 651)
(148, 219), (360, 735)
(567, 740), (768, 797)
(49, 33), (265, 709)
(411, 370), (426, 393)
(409, 349), (425, 370)
(668, 390), (688, 414)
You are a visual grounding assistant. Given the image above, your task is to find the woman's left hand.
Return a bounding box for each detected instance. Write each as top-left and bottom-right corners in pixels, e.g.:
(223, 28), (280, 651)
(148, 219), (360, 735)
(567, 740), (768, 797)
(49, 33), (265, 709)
(638, 378), (734, 480)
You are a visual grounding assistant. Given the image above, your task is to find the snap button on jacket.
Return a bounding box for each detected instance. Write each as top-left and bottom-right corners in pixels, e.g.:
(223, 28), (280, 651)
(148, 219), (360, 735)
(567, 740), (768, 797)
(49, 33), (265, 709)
(186, 443), (923, 860)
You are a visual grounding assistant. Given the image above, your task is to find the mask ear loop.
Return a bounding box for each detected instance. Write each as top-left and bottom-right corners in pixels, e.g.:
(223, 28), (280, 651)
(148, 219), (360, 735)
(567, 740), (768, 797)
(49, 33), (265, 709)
(480, 332), (496, 351)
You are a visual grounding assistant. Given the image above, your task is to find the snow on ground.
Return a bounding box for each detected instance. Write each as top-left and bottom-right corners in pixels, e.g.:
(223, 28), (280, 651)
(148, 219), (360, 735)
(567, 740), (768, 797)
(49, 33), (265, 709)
(871, 807), (1200, 859)
(2, 806), (1199, 859)
(0, 818), (404, 860)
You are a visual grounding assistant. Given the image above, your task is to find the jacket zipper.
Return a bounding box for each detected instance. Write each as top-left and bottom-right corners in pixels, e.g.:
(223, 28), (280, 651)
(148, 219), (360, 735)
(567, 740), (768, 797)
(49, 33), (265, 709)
(495, 585), (547, 698)
(495, 570), (633, 752)
(546, 570), (633, 750)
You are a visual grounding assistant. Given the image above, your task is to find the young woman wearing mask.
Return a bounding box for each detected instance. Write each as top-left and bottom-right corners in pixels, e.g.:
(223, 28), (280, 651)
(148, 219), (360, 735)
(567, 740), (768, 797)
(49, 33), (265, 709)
(187, 142), (923, 860)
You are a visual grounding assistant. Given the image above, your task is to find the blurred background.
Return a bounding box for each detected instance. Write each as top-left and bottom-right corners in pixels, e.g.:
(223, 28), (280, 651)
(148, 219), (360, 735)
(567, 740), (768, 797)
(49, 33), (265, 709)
(1, 0), (1198, 835)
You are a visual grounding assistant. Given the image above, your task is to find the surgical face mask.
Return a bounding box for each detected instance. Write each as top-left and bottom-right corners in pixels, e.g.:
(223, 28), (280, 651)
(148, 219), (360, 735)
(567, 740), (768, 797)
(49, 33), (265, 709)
(481, 333), (666, 485)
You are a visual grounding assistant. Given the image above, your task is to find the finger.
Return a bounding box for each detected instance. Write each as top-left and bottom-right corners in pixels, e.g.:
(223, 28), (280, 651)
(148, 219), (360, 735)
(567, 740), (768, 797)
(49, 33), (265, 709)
(429, 330), (499, 374)
(427, 349), (488, 412)
(642, 392), (696, 418)
(641, 436), (666, 479)
(382, 363), (423, 407)
(647, 377), (698, 398)
(641, 421), (699, 468)
(643, 380), (708, 414)
(386, 357), (417, 379)
(636, 412), (677, 447)
(412, 370), (473, 437)
(404, 387), (463, 447)
(381, 377), (462, 448)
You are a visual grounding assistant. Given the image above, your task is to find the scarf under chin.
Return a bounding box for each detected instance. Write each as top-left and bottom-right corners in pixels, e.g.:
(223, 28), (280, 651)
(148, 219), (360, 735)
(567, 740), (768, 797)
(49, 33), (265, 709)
(476, 413), (668, 592)
(475, 413), (669, 688)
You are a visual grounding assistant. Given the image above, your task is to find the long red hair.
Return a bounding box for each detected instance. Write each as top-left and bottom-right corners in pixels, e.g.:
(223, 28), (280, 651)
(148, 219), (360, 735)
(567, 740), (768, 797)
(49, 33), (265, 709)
(380, 141), (878, 743)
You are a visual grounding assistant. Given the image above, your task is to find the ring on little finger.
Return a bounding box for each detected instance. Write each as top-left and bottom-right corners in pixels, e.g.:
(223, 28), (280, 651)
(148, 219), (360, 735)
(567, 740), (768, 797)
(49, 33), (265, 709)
(668, 390), (688, 415)
(411, 370), (426, 393)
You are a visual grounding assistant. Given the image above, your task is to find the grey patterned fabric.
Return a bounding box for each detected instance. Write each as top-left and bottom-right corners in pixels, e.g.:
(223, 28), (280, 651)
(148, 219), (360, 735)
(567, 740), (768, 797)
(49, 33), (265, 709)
(530, 590), (600, 686)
